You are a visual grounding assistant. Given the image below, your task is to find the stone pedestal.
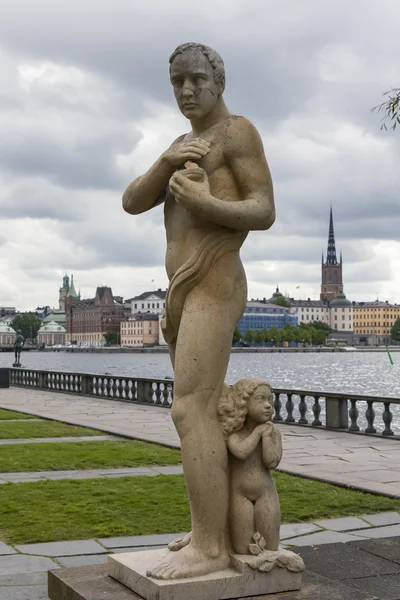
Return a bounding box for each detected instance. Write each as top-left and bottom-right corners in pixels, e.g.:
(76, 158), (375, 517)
(12, 362), (21, 368)
(108, 549), (302, 600)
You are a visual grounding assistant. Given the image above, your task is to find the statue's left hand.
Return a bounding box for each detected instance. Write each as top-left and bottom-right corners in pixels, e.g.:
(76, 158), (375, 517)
(169, 165), (211, 209)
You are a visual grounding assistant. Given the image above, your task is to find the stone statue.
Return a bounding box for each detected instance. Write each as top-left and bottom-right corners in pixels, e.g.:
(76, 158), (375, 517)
(122, 42), (275, 581)
(14, 330), (24, 365)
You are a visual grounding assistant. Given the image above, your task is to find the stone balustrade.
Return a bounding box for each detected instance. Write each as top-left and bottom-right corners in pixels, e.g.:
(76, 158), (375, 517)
(8, 368), (400, 437)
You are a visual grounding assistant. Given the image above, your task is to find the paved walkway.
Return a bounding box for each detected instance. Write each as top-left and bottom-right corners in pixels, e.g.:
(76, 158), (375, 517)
(2, 514), (400, 599)
(2, 388), (400, 497)
(0, 465), (183, 483)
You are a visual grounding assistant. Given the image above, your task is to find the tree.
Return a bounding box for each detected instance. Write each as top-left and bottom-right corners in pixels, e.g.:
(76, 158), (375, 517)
(232, 327), (242, 344)
(372, 88), (400, 131)
(310, 320), (332, 335)
(103, 332), (119, 345)
(11, 314), (42, 341)
(269, 327), (281, 346)
(390, 318), (400, 342)
(275, 296), (292, 308)
(244, 329), (255, 343)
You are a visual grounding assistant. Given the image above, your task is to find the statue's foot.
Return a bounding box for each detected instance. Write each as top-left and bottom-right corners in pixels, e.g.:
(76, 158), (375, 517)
(147, 543), (230, 580)
(168, 531), (192, 552)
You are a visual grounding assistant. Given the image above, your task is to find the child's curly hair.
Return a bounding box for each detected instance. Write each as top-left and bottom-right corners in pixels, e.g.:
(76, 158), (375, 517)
(218, 378), (273, 437)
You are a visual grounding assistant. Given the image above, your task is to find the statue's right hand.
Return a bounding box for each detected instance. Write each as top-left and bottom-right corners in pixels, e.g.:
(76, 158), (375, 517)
(162, 138), (210, 166)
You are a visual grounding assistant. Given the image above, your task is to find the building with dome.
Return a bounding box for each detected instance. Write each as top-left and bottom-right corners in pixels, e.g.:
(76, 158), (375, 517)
(329, 291), (353, 332)
(0, 322), (16, 348)
(37, 320), (66, 347)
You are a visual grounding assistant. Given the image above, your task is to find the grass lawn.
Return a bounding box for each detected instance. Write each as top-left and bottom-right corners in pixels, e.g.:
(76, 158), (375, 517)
(0, 440), (181, 472)
(0, 409), (37, 420)
(0, 473), (399, 545)
(0, 420), (102, 440)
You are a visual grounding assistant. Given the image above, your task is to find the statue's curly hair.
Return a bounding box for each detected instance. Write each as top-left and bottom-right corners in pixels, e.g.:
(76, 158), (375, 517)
(169, 42), (225, 89)
(218, 378), (273, 437)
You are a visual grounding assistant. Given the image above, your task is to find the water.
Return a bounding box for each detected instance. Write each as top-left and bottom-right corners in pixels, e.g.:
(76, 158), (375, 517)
(1, 350), (400, 398)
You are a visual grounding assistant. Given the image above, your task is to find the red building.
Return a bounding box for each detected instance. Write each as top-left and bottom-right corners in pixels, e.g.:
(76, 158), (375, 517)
(65, 286), (125, 346)
(320, 208), (343, 302)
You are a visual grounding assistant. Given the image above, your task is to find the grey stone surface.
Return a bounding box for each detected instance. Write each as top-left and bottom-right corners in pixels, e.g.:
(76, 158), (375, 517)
(99, 533), (187, 549)
(354, 524), (400, 539)
(314, 516), (371, 532)
(361, 512), (400, 527)
(48, 564), (378, 600)
(0, 542), (16, 555)
(285, 530), (366, 547)
(15, 540), (106, 557)
(112, 546), (166, 553)
(0, 571), (48, 586)
(295, 542), (400, 580)
(280, 523), (322, 539)
(57, 554), (109, 567)
(0, 435), (119, 445)
(346, 573), (400, 600)
(0, 555), (58, 576)
(349, 536), (400, 564)
(0, 586), (49, 600)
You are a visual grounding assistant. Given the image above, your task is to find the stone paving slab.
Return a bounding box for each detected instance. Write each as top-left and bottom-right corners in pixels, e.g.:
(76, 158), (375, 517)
(0, 542), (16, 556)
(0, 586), (49, 600)
(361, 512), (400, 527)
(99, 533), (187, 549)
(285, 530), (367, 546)
(349, 537), (400, 565)
(313, 516), (370, 532)
(0, 572), (48, 586)
(353, 524), (400, 539)
(0, 435), (121, 445)
(0, 555), (59, 576)
(0, 465), (183, 484)
(280, 523), (322, 539)
(1, 387), (400, 497)
(15, 540), (106, 557)
(57, 554), (109, 568)
(346, 573), (400, 600)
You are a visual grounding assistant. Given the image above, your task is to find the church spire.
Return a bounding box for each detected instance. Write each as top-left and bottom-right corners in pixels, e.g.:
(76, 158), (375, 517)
(326, 206), (338, 265)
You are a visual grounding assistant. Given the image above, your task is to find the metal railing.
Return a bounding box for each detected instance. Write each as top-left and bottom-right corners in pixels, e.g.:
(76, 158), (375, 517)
(8, 368), (400, 437)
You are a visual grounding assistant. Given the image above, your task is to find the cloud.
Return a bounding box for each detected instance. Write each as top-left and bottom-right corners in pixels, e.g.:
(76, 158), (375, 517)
(0, 0), (399, 310)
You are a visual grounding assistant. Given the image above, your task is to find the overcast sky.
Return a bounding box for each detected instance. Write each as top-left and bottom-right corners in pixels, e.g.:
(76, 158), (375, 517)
(1, 0), (399, 311)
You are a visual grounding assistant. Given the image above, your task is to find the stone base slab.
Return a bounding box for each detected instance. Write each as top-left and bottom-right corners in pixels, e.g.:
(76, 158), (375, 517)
(48, 564), (373, 600)
(108, 549), (302, 600)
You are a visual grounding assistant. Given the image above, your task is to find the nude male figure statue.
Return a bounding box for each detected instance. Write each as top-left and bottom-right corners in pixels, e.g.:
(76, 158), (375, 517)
(122, 42), (275, 580)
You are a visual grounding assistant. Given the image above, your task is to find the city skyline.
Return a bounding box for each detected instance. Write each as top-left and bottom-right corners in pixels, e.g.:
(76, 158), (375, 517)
(0, 0), (399, 310)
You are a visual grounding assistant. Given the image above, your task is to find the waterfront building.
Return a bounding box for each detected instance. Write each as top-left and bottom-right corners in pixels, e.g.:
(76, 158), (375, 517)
(59, 274), (80, 311)
(290, 299), (329, 325)
(320, 208), (343, 302)
(236, 302), (298, 336)
(120, 313), (159, 347)
(0, 322), (16, 347)
(0, 307), (16, 318)
(127, 289), (167, 315)
(65, 286), (125, 346)
(37, 320), (66, 347)
(353, 301), (400, 344)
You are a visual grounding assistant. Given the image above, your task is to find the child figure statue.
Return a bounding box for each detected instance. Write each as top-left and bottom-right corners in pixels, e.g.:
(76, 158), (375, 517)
(218, 378), (282, 555)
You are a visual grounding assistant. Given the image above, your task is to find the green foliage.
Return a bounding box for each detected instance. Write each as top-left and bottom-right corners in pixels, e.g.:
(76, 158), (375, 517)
(310, 320), (333, 334)
(10, 314), (42, 341)
(103, 332), (119, 345)
(391, 317), (400, 342)
(240, 321), (330, 346)
(372, 88), (400, 131)
(275, 296), (292, 308)
(0, 421), (101, 440)
(0, 409), (37, 420)
(0, 440), (181, 472)
(0, 474), (399, 544)
(232, 327), (242, 344)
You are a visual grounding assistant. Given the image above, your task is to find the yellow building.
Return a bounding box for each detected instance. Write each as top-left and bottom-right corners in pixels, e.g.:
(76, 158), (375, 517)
(120, 313), (159, 348)
(353, 301), (400, 340)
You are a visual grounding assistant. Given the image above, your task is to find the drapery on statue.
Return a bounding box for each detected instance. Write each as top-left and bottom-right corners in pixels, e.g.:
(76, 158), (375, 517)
(122, 43), (276, 580)
(14, 330), (24, 364)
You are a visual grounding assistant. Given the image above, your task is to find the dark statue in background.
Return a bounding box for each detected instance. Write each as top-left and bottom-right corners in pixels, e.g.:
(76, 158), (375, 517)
(14, 330), (24, 365)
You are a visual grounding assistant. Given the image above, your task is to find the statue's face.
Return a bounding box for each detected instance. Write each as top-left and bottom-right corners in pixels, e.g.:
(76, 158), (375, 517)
(170, 50), (222, 120)
(248, 386), (273, 423)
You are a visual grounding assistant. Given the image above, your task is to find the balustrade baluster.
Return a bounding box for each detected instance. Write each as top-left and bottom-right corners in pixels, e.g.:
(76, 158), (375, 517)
(154, 383), (162, 405)
(349, 400), (360, 432)
(298, 394), (308, 424)
(273, 393), (282, 421)
(365, 401), (376, 434)
(312, 396), (322, 427)
(285, 394), (295, 423)
(382, 402), (394, 436)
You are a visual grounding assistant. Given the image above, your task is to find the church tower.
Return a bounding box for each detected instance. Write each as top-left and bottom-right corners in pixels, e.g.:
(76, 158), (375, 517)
(320, 208), (343, 302)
